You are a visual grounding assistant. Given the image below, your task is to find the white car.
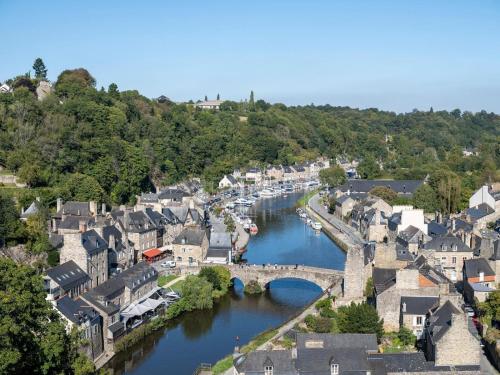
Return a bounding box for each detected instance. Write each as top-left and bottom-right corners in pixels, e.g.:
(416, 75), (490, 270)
(161, 260), (176, 268)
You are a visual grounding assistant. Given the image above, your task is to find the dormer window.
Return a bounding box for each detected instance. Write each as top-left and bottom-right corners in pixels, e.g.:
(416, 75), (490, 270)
(264, 366), (273, 375)
(331, 363), (339, 375)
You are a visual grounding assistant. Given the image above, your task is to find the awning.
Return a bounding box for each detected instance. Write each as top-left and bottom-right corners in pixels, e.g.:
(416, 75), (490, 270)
(120, 294), (166, 319)
(143, 248), (162, 258)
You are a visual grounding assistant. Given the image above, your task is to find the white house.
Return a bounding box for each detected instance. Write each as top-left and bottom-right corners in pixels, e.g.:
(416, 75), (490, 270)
(219, 175), (239, 189)
(0, 83), (12, 93)
(245, 168), (262, 184)
(469, 185), (495, 211)
(195, 100), (223, 110)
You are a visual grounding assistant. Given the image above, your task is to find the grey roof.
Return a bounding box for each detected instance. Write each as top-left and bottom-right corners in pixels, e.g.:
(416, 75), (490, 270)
(338, 179), (423, 194)
(373, 268), (397, 294)
(397, 225), (421, 243)
(422, 235), (471, 253)
(401, 296), (439, 315)
(165, 207), (188, 223)
(81, 229), (108, 255)
(173, 228), (207, 246)
(209, 232), (232, 249)
(367, 352), (480, 374)
(157, 188), (188, 201)
(46, 260), (90, 291)
(55, 296), (98, 325)
(127, 211), (157, 232)
(407, 256), (452, 287)
(395, 243), (415, 261)
(225, 175), (237, 184)
(491, 239), (500, 261)
(283, 166), (293, 173)
(140, 193), (158, 202)
(58, 216), (94, 230)
(234, 350), (295, 374)
(336, 195), (354, 205)
(49, 233), (64, 248)
(426, 300), (461, 343)
(428, 221), (447, 237)
(206, 248), (230, 259)
(363, 242), (375, 265)
(102, 225), (124, 252)
(59, 201), (92, 216)
(466, 203), (494, 220)
(21, 201), (39, 218)
(463, 258), (495, 279)
(293, 165), (305, 172)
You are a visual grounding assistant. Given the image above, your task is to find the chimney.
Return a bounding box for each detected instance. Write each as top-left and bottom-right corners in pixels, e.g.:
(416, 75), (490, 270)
(451, 218), (456, 232)
(182, 237), (186, 245)
(124, 210), (130, 230)
(79, 220), (87, 233)
(109, 233), (116, 251)
(89, 201), (97, 216)
(101, 203), (106, 215)
(56, 198), (63, 212)
(402, 302), (406, 313)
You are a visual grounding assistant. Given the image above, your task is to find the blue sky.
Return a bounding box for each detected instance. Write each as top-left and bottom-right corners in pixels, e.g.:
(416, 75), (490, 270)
(1, 0), (500, 112)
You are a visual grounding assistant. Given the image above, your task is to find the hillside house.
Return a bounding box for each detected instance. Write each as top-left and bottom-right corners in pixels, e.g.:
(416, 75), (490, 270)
(463, 258), (496, 303)
(45, 260), (90, 301)
(172, 227), (209, 266)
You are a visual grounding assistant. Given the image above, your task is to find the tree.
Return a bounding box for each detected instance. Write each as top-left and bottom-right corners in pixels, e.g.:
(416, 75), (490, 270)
(224, 214), (236, 233)
(357, 156), (381, 179)
(0, 192), (25, 247)
(32, 58), (47, 79)
(180, 275), (213, 311)
(369, 186), (397, 205)
(412, 184), (439, 213)
(216, 93), (220, 100)
(108, 83), (119, 98)
(249, 90), (255, 111)
(61, 173), (105, 202)
(199, 267), (221, 291)
(204, 95), (208, 101)
(0, 258), (90, 374)
(55, 68), (96, 97)
(337, 302), (384, 339)
(319, 166), (346, 188)
(428, 170), (461, 213)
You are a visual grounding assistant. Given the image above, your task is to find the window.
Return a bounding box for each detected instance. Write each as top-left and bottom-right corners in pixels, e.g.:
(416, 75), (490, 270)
(452, 256), (457, 264)
(264, 366), (273, 375)
(331, 364), (339, 375)
(416, 316), (423, 325)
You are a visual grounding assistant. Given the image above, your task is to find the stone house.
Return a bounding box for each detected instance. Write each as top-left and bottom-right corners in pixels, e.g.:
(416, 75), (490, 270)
(373, 256), (455, 331)
(351, 199), (391, 243)
(52, 199), (104, 233)
(45, 260), (90, 301)
(337, 179), (424, 197)
(218, 174), (239, 189)
(388, 207), (427, 241)
(396, 225), (431, 255)
(420, 235), (473, 282)
(55, 296), (104, 361)
(282, 165), (295, 181)
(400, 296), (439, 339)
(489, 240), (500, 284)
(245, 168), (263, 184)
(206, 231), (232, 264)
(80, 262), (158, 353)
(101, 223), (133, 274)
(292, 164), (308, 180)
(172, 227), (209, 266)
(135, 188), (191, 211)
(463, 258), (496, 303)
(423, 300), (480, 367)
(265, 165), (284, 181)
(60, 229), (109, 289)
(111, 210), (157, 259)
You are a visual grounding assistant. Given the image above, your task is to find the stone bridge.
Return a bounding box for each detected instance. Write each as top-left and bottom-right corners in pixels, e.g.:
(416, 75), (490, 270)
(224, 264), (344, 291)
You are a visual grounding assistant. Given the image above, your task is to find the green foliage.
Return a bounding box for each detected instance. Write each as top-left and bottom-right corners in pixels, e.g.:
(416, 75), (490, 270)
(244, 279), (263, 294)
(0, 192), (25, 246)
(157, 274), (178, 287)
(337, 302), (384, 339)
(369, 186), (397, 205)
(224, 213), (236, 233)
(212, 355), (233, 374)
(358, 156), (381, 179)
(428, 170), (462, 213)
(478, 290), (500, 324)
(304, 314), (333, 333)
(179, 275), (213, 311)
(364, 277), (374, 298)
(319, 166), (346, 187)
(412, 184), (439, 213)
(397, 326), (416, 346)
(32, 58), (47, 79)
(199, 267), (222, 291)
(61, 173), (105, 202)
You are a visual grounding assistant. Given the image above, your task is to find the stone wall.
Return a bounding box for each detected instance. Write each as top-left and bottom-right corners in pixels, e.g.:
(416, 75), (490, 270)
(342, 245), (365, 300)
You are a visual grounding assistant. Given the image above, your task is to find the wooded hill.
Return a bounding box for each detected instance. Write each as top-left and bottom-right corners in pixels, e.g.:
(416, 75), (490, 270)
(1, 67), (499, 207)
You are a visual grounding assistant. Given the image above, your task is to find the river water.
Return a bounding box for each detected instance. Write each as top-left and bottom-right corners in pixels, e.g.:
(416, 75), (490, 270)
(108, 192), (346, 375)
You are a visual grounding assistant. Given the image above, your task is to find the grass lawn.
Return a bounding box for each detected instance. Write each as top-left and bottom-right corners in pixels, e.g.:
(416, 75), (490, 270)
(157, 274), (178, 287)
(170, 279), (185, 293)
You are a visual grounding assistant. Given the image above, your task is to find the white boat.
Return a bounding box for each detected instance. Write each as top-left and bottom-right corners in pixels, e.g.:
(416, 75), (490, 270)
(299, 212), (307, 219)
(312, 222), (322, 231)
(306, 218), (312, 226)
(225, 202), (235, 209)
(260, 188), (276, 198)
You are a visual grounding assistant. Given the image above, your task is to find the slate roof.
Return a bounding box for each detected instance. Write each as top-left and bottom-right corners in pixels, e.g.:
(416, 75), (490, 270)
(224, 175), (237, 184)
(491, 239), (500, 261)
(82, 262), (156, 315)
(395, 243), (415, 261)
(401, 296), (439, 315)
(426, 300), (461, 343)
(422, 235), (471, 253)
(81, 229), (108, 255)
(338, 179), (423, 194)
(173, 228), (207, 246)
(206, 248), (230, 259)
(55, 296), (98, 325)
(139, 193), (158, 203)
(234, 350), (295, 374)
(428, 221), (447, 237)
(48, 233), (64, 248)
(373, 268), (397, 295)
(164, 207), (188, 223)
(157, 188), (188, 201)
(466, 203), (494, 220)
(58, 216), (94, 230)
(463, 258), (495, 279)
(127, 211), (157, 232)
(209, 232), (232, 249)
(367, 352), (480, 374)
(58, 201), (92, 216)
(397, 225), (421, 243)
(102, 225), (124, 252)
(46, 260), (90, 291)
(407, 255), (452, 287)
(21, 200), (39, 219)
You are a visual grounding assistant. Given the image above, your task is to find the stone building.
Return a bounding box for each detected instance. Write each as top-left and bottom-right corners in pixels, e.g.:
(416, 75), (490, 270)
(462, 258), (496, 303)
(172, 227), (209, 266)
(342, 244), (374, 302)
(59, 229), (108, 289)
(424, 300), (480, 367)
(45, 260), (90, 301)
(396, 225), (430, 255)
(400, 296), (439, 339)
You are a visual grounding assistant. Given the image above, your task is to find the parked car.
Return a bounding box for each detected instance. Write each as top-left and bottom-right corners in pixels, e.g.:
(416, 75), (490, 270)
(161, 260), (176, 268)
(464, 305), (475, 317)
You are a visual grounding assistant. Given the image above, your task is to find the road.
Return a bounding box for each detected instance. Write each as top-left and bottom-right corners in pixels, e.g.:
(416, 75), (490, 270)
(308, 194), (365, 247)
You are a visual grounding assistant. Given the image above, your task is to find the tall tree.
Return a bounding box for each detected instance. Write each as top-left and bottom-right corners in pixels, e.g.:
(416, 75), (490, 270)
(319, 166), (346, 188)
(249, 90), (255, 110)
(216, 93), (220, 100)
(32, 58), (47, 79)
(204, 95), (208, 101)
(108, 82), (119, 98)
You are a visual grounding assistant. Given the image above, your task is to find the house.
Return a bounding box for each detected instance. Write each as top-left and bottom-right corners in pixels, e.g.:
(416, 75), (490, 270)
(195, 99), (223, 110)
(206, 232), (232, 264)
(219, 174), (239, 189)
(291, 165), (307, 180)
(350, 198), (391, 242)
(55, 296), (104, 361)
(80, 262), (158, 353)
(245, 168), (263, 184)
(400, 296), (439, 339)
(172, 227), (209, 266)
(420, 235), (473, 281)
(51, 199), (102, 233)
(423, 300), (480, 367)
(396, 225), (430, 255)
(337, 179), (424, 196)
(45, 260), (90, 301)
(136, 188), (191, 210)
(463, 258), (496, 303)
(282, 165), (295, 181)
(59, 229), (109, 289)
(233, 332), (479, 374)
(266, 165), (284, 181)
(428, 220), (448, 238)
(469, 185), (495, 211)
(0, 83), (12, 93)
(36, 80), (52, 100)
(373, 256), (455, 331)
(102, 223), (133, 273)
(111, 210), (158, 258)
(388, 207), (428, 241)
(20, 198), (40, 221)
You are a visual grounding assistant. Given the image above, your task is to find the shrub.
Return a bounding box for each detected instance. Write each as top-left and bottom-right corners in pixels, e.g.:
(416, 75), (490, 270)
(244, 280), (263, 294)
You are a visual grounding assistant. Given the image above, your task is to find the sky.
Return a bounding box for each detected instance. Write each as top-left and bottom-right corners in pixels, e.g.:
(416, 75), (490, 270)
(1, 0), (500, 113)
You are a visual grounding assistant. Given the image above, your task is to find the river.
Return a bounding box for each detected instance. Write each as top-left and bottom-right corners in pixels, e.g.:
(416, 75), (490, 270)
(108, 192), (346, 375)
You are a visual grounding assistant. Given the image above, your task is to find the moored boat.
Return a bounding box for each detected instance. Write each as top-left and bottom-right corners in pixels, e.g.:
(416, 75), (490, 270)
(312, 221), (322, 231)
(249, 223), (258, 235)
